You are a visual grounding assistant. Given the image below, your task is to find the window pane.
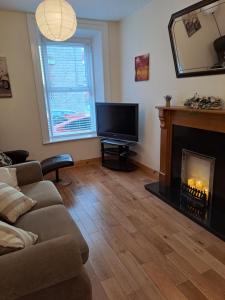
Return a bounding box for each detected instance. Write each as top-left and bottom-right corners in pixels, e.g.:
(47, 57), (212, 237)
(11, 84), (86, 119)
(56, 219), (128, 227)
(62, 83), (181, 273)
(45, 44), (88, 89)
(40, 39), (96, 140)
(48, 91), (93, 136)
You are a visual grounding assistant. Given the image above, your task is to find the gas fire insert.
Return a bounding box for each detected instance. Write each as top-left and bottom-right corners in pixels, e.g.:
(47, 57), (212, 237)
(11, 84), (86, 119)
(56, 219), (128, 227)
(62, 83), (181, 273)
(180, 149), (215, 225)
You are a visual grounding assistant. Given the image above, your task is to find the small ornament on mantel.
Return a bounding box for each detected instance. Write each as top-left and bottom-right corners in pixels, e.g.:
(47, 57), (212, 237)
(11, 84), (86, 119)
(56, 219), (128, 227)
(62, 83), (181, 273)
(184, 93), (224, 110)
(164, 95), (172, 107)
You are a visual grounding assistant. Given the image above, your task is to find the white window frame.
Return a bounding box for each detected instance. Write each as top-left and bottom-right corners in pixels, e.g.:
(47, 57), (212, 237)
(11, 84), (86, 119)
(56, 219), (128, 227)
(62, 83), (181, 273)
(27, 14), (111, 144)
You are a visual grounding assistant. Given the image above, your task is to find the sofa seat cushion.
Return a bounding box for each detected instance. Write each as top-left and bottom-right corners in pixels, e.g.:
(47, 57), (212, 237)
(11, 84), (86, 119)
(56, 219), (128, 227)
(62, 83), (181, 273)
(16, 205), (89, 263)
(20, 181), (63, 211)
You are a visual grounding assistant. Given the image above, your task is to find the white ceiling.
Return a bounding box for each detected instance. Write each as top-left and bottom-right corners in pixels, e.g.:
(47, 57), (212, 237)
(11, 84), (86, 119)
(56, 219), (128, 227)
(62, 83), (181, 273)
(0, 0), (152, 21)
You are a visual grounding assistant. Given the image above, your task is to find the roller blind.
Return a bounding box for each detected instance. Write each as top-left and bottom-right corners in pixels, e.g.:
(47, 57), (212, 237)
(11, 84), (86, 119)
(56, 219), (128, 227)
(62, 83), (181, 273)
(40, 37), (96, 141)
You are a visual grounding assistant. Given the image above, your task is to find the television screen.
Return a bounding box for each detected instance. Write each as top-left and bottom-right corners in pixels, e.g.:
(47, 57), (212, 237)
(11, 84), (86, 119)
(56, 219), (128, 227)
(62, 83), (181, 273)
(96, 103), (138, 141)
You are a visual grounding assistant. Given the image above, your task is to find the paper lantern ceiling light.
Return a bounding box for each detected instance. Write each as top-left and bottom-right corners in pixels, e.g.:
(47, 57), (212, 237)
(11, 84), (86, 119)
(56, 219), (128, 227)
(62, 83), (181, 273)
(35, 0), (77, 42)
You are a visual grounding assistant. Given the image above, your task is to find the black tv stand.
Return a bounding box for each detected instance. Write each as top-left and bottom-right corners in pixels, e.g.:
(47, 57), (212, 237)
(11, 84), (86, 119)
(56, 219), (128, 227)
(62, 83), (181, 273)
(100, 138), (137, 172)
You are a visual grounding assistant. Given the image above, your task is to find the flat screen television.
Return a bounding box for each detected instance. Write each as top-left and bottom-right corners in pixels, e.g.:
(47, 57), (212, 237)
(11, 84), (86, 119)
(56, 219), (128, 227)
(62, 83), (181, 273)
(95, 103), (139, 142)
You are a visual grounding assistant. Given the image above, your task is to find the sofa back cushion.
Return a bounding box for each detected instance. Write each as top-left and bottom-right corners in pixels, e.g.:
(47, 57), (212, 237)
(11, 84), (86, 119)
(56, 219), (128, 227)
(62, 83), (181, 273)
(0, 182), (37, 223)
(0, 221), (38, 255)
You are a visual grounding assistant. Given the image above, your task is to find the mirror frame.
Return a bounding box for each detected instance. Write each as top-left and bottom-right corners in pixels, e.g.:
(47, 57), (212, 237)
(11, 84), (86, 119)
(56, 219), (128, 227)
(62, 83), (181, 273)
(168, 0), (225, 78)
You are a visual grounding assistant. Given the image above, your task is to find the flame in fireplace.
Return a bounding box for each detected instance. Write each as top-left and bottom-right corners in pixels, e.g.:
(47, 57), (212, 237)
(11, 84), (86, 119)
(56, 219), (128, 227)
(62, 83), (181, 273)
(187, 178), (209, 198)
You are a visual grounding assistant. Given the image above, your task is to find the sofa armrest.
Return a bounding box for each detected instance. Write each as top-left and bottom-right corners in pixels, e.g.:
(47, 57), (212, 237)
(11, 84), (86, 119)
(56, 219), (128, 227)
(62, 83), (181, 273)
(0, 235), (83, 300)
(9, 161), (43, 186)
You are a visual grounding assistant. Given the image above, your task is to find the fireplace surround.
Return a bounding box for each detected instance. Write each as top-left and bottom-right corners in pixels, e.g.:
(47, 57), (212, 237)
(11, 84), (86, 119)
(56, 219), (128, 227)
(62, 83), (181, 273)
(145, 106), (225, 241)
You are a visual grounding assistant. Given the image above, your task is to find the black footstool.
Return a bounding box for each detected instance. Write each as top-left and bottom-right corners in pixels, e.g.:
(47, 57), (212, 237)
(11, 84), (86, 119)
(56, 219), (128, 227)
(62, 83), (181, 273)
(41, 154), (74, 184)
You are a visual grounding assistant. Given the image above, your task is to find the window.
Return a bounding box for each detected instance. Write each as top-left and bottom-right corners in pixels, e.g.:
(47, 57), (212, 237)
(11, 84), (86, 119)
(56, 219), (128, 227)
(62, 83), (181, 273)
(39, 37), (96, 142)
(27, 15), (110, 143)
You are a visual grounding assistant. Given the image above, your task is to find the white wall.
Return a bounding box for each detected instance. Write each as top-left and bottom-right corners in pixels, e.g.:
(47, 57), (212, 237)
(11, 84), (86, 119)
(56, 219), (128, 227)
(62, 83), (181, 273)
(120, 0), (225, 171)
(0, 11), (121, 161)
(108, 21), (121, 101)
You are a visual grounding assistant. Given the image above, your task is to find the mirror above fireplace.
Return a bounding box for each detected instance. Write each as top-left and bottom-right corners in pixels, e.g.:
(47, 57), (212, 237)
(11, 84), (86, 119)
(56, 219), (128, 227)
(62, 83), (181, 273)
(169, 0), (225, 78)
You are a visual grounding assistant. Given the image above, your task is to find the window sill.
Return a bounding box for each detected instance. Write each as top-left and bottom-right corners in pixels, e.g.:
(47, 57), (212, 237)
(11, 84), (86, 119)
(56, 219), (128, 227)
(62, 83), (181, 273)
(43, 133), (98, 145)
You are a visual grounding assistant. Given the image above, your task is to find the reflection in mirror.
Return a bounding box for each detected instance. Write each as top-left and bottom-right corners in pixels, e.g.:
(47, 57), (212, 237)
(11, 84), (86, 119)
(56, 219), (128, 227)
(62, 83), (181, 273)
(170, 0), (225, 77)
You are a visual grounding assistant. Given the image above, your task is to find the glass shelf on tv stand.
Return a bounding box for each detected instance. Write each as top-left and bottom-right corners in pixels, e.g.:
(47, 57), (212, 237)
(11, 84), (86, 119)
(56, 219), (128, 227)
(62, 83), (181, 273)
(100, 138), (137, 147)
(100, 138), (137, 172)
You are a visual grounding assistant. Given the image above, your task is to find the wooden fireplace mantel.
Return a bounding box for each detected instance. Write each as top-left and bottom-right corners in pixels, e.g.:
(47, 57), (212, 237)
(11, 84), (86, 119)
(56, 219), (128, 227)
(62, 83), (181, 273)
(157, 106), (225, 187)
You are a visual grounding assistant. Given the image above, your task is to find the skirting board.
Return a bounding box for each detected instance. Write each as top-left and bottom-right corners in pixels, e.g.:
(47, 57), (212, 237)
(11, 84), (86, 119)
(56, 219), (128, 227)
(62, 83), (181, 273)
(60, 157), (159, 180)
(132, 159), (159, 180)
(75, 157), (101, 167)
(43, 157), (101, 181)
(59, 157), (101, 169)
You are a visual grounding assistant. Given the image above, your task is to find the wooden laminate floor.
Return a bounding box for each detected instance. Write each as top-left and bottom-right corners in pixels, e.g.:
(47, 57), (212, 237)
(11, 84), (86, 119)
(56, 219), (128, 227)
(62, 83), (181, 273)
(55, 163), (225, 300)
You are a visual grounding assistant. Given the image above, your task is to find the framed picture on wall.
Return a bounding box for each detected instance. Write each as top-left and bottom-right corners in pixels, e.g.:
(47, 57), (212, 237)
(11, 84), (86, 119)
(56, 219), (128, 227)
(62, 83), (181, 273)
(135, 54), (150, 82)
(183, 14), (201, 37)
(0, 57), (12, 98)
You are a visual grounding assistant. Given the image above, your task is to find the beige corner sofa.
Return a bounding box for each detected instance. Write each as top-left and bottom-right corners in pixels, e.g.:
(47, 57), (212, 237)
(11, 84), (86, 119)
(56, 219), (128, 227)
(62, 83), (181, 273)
(0, 161), (92, 300)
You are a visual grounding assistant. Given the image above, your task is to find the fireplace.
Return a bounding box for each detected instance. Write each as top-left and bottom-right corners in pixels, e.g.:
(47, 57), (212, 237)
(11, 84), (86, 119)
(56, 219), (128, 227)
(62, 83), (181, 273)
(145, 107), (225, 241)
(180, 149), (215, 225)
